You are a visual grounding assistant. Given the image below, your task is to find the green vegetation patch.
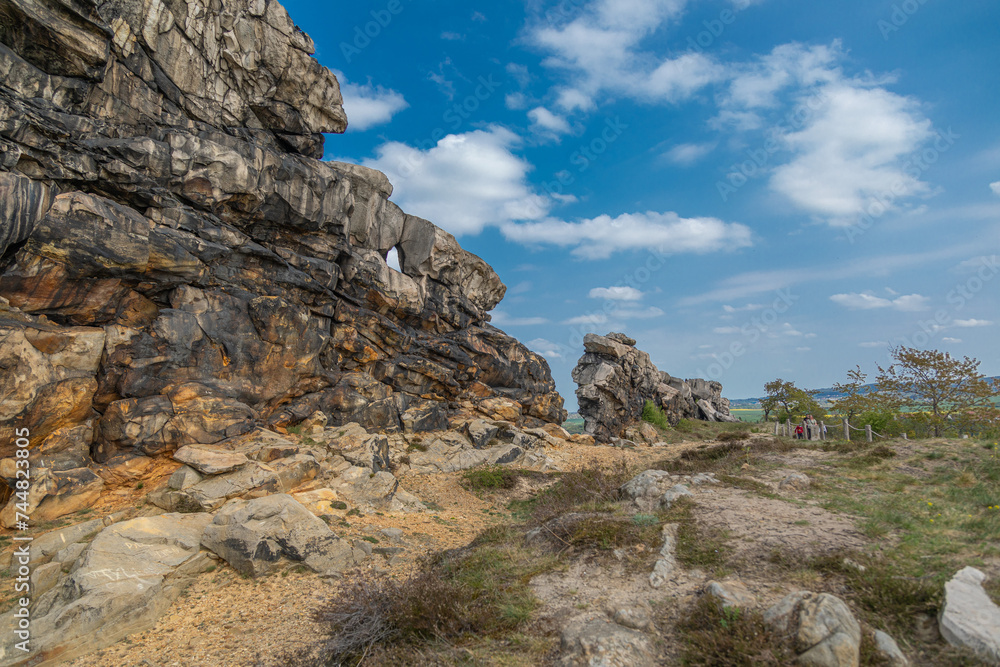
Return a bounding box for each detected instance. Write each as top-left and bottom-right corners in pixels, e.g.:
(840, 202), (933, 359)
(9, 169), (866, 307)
(674, 596), (795, 666)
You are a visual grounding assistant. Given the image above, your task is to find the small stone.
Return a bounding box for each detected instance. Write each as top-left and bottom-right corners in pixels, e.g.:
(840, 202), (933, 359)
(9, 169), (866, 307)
(779, 472), (811, 491)
(873, 630), (909, 666)
(704, 580), (756, 608)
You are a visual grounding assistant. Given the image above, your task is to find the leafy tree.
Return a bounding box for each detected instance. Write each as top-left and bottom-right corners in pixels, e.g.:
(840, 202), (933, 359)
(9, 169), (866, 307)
(831, 366), (900, 423)
(876, 346), (1000, 437)
(762, 379), (823, 422)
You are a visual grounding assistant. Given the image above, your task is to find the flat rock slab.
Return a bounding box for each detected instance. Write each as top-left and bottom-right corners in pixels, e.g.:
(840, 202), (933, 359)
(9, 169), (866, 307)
(0, 513), (212, 665)
(939, 566), (1000, 664)
(173, 445), (249, 474)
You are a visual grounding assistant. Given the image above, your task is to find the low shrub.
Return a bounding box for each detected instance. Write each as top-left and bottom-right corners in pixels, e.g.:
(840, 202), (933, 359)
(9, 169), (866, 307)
(303, 538), (553, 665)
(512, 462), (634, 524)
(641, 400), (670, 430)
(675, 596), (795, 666)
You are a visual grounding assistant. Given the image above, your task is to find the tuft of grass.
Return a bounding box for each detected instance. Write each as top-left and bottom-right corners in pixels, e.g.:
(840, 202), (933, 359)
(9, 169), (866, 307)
(545, 514), (662, 553)
(303, 537), (555, 665)
(655, 438), (799, 476)
(716, 430), (750, 443)
(510, 462), (634, 524)
(641, 400), (670, 430)
(674, 596), (795, 666)
(662, 496), (730, 569)
(462, 465), (523, 491)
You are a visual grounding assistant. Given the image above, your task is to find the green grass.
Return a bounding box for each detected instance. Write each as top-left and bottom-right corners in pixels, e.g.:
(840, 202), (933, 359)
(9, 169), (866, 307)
(662, 496), (730, 570)
(673, 596), (795, 666)
(641, 400), (670, 430)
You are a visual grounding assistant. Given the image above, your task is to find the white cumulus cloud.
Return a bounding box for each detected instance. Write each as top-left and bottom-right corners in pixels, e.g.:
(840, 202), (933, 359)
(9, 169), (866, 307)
(527, 0), (724, 105)
(954, 319), (993, 327)
(364, 127), (554, 235)
(991, 181), (1000, 195)
(528, 106), (573, 139)
(334, 72), (409, 131)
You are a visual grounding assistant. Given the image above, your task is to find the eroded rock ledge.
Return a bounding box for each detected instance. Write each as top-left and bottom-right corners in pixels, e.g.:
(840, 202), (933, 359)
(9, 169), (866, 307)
(0, 0), (565, 524)
(573, 332), (737, 442)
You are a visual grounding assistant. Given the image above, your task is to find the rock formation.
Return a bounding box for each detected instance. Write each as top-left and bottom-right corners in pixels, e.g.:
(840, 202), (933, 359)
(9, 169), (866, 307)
(572, 332), (737, 442)
(0, 0), (566, 522)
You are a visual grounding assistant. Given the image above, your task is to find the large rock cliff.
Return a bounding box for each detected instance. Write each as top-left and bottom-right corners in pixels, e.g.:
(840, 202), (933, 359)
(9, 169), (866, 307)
(573, 333), (737, 442)
(0, 0), (565, 515)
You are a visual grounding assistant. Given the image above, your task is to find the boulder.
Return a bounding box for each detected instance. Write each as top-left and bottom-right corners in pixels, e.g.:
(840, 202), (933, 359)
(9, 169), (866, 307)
(558, 614), (655, 667)
(200, 494), (367, 577)
(0, 513), (213, 664)
(764, 591), (861, 667)
(327, 466), (422, 512)
(938, 566), (1000, 664)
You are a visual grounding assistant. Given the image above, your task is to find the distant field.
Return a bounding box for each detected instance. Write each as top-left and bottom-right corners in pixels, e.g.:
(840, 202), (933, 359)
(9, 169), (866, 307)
(730, 408), (763, 423)
(562, 418), (585, 434)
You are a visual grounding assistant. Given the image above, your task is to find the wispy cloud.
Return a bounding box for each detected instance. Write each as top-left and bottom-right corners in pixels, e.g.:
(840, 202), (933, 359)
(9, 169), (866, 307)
(502, 210), (752, 259)
(589, 286), (643, 301)
(829, 292), (930, 312)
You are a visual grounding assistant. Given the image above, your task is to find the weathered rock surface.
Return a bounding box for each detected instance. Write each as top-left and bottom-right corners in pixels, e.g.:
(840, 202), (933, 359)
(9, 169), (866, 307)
(620, 469), (715, 512)
(558, 613), (656, 667)
(0, 0), (565, 523)
(649, 523), (678, 589)
(201, 494), (366, 577)
(572, 333), (736, 442)
(873, 630), (909, 666)
(703, 580), (756, 608)
(764, 591), (862, 667)
(0, 513), (213, 664)
(938, 566), (1000, 664)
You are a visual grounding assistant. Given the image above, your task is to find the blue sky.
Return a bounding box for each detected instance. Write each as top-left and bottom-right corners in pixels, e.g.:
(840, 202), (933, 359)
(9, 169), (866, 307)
(281, 0), (1000, 406)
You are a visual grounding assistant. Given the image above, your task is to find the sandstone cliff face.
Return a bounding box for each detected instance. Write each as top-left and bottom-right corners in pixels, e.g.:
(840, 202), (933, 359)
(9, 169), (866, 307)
(0, 0), (565, 503)
(573, 333), (737, 442)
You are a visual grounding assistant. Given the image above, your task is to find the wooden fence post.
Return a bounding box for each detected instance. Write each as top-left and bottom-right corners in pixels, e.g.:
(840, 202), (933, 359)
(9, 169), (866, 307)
(843, 418), (849, 441)
(786, 419), (791, 438)
(865, 425), (873, 442)
(820, 421), (826, 441)
(774, 421), (779, 436)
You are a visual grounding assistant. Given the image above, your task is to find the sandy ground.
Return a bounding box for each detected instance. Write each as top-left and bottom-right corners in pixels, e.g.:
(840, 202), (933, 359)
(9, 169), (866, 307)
(63, 441), (682, 667)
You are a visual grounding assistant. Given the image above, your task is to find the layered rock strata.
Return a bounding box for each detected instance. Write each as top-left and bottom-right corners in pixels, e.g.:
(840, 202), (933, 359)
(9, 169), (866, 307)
(0, 0), (566, 521)
(572, 333), (737, 442)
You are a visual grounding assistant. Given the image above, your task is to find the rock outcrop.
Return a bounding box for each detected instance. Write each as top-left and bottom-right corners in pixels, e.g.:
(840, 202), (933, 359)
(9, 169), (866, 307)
(0, 0), (565, 521)
(572, 333), (737, 442)
(938, 566), (1000, 664)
